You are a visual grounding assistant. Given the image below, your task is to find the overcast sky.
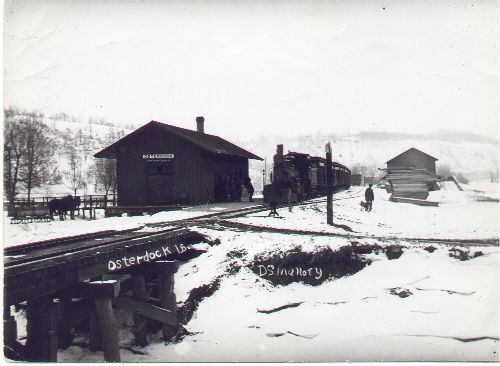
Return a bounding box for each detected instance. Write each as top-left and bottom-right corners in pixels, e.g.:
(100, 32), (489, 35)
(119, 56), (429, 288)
(3, 0), (498, 138)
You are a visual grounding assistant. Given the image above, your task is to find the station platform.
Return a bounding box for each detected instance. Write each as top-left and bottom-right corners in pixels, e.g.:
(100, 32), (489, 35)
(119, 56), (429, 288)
(104, 198), (265, 217)
(183, 198), (264, 213)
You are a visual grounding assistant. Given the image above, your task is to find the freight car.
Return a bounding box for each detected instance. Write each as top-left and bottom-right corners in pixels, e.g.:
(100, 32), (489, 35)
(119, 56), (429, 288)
(264, 144), (351, 204)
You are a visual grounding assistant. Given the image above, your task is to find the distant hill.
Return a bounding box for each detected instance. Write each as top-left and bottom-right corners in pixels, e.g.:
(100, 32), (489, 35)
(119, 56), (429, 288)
(239, 130), (499, 189)
(6, 108), (497, 195)
(358, 130), (499, 145)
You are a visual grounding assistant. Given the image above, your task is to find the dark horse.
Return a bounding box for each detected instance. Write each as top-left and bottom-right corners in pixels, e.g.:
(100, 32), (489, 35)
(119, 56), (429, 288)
(48, 195), (81, 221)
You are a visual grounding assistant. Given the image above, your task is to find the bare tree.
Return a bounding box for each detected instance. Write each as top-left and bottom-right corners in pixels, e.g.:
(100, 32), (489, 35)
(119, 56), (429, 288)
(63, 144), (87, 195)
(4, 110), (59, 203)
(490, 169), (499, 183)
(437, 163), (452, 178)
(90, 129), (123, 201)
(18, 114), (59, 201)
(456, 172), (469, 184)
(4, 110), (27, 205)
(351, 163), (368, 176)
(91, 158), (117, 196)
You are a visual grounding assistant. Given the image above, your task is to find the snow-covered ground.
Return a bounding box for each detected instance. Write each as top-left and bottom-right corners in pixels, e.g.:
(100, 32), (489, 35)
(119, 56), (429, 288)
(56, 231), (499, 362)
(51, 181), (499, 362)
(3, 201), (263, 247)
(6, 180), (496, 247)
(229, 182), (499, 240)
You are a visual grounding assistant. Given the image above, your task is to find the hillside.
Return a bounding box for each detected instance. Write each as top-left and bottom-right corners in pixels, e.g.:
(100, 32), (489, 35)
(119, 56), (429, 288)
(241, 130), (499, 188)
(5, 108), (498, 196)
(4, 109), (135, 197)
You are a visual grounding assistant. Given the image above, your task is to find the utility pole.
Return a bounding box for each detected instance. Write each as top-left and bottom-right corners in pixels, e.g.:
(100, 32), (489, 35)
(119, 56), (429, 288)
(262, 158), (266, 188)
(326, 142), (333, 225)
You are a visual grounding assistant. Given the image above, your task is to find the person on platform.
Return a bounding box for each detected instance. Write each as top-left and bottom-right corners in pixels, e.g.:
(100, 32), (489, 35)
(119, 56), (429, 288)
(365, 184), (374, 211)
(224, 176), (231, 202)
(243, 177), (255, 202)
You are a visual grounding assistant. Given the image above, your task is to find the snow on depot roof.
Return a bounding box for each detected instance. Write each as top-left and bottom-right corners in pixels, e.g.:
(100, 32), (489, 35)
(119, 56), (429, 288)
(94, 120), (263, 160)
(386, 147), (439, 164)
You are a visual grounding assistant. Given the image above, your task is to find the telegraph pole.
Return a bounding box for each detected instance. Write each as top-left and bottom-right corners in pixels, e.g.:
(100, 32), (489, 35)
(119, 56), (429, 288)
(325, 142), (333, 225)
(262, 158), (266, 188)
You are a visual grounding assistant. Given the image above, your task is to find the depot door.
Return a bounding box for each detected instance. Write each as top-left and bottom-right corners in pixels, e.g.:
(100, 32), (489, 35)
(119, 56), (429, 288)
(146, 163), (174, 205)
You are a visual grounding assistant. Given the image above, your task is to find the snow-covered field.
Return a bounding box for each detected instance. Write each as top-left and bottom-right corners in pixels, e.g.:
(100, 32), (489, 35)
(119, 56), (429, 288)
(228, 182), (499, 241)
(48, 181), (499, 362)
(127, 237), (498, 362)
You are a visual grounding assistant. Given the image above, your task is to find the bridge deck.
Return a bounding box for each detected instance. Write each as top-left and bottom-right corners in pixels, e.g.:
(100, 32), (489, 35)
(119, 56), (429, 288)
(4, 228), (202, 305)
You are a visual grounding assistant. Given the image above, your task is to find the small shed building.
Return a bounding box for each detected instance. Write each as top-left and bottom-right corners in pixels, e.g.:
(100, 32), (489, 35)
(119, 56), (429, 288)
(95, 118), (262, 206)
(386, 147), (438, 174)
(351, 174), (363, 186)
(383, 148), (440, 200)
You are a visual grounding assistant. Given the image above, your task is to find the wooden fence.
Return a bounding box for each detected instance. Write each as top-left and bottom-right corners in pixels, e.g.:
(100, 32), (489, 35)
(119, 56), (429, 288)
(4, 194), (116, 215)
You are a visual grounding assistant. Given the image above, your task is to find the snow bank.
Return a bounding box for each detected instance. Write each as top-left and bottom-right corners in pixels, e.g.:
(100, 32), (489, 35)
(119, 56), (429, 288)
(58, 231), (497, 362)
(176, 246), (498, 362)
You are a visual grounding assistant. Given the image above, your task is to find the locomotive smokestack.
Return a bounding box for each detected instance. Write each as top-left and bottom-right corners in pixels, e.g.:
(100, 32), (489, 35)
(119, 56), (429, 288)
(196, 116), (205, 133)
(277, 144), (283, 156)
(274, 144), (284, 166)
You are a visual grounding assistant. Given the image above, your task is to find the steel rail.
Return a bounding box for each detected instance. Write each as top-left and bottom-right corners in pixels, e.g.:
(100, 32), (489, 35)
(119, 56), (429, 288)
(3, 190), (362, 265)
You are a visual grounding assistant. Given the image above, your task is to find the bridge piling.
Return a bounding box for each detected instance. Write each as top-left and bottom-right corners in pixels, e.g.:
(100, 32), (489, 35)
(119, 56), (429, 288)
(131, 274), (149, 347)
(88, 307), (102, 352)
(120, 260), (180, 343)
(4, 227), (203, 362)
(85, 280), (121, 362)
(57, 295), (74, 349)
(25, 297), (58, 361)
(156, 261), (179, 342)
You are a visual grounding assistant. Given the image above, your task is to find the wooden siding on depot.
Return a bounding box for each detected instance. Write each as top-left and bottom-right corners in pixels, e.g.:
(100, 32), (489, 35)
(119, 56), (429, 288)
(202, 153), (248, 202)
(116, 126), (204, 205)
(117, 144), (146, 206)
(114, 124), (252, 206)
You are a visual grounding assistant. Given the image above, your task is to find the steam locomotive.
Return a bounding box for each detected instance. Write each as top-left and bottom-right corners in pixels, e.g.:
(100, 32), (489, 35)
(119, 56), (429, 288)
(263, 144), (351, 204)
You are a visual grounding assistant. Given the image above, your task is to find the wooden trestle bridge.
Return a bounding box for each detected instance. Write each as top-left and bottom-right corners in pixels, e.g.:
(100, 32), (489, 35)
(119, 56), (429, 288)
(3, 204), (269, 362)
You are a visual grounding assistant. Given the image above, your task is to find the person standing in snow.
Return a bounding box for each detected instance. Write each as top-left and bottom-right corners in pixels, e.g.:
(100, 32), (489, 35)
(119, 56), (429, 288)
(365, 184), (374, 211)
(244, 177), (255, 202)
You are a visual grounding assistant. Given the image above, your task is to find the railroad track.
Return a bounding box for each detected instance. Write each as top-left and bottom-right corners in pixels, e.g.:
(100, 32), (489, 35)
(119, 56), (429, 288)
(4, 198), (294, 305)
(3, 227), (199, 306)
(5, 228), (141, 256)
(145, 189), (365, 228)
(4, 226), (184, 267)
(3, 205), (266, 267)
(195, 220), (499, 247)
(3, 190), (364, 267)
(4, 189), (497, 306)
(7, 187), (494, 269)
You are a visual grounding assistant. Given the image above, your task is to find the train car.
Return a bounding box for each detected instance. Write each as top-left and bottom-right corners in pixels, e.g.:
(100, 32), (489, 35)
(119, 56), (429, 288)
(332, 162), (351, 190)
(309, 156), (326, 195)
(264, 144), (351, 204)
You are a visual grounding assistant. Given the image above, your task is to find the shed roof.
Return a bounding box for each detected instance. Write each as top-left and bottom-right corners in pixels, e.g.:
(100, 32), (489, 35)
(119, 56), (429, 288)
(95, 121), (263, 160)
(386, 147), (438, 164)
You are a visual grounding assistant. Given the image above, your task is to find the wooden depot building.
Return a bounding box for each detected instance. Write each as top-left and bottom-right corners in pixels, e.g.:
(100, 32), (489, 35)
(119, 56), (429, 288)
(95, 117), (262, 206)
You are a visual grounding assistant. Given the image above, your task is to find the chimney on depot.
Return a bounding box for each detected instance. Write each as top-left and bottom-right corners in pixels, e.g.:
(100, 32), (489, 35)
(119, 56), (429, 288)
(196, 116), (205, 133)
